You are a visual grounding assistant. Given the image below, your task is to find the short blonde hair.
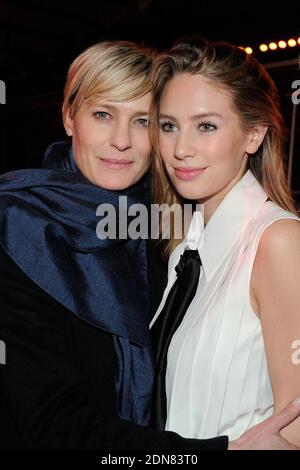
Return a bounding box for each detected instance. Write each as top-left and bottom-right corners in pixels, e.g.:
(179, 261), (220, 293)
(62, 40), (156, 120)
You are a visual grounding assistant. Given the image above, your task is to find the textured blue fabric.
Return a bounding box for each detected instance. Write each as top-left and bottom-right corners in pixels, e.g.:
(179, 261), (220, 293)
(0, 141), (154, 425)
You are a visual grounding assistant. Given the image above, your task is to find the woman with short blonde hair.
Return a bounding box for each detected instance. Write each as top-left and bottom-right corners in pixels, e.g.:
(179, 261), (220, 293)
(62, 41), (154, 121)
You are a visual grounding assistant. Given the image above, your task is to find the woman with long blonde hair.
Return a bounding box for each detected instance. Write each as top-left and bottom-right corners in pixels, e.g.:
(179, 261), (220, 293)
(150, 37), (300, 448)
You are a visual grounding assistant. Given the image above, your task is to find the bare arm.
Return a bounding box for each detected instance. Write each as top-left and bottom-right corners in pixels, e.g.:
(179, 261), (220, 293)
(252, 218), (300, 447)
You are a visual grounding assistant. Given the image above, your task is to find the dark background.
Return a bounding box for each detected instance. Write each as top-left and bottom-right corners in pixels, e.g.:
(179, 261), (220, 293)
(0, 0), (299, 202)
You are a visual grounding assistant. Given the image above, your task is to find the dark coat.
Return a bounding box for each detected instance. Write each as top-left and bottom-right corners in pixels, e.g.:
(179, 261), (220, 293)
(0, 242), (228, 450)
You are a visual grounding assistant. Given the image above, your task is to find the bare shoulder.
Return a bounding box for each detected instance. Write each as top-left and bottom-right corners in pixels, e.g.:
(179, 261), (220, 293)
(251, 218), (300, 317)
(256, 218), (300, 262)
(252, 218), (300, 291)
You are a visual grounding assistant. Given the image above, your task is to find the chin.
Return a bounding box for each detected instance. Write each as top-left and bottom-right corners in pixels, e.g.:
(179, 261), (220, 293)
(94, 176), (134, 191)
(172, 184), (201, 201)
(95, 181), (130, 191)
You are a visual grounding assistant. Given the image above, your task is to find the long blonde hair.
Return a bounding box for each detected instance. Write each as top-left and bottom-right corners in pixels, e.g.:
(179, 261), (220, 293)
(150, 37), (297, 256)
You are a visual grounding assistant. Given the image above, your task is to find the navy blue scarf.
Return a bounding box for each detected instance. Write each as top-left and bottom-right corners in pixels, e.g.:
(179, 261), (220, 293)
(0, 141), (154, 425)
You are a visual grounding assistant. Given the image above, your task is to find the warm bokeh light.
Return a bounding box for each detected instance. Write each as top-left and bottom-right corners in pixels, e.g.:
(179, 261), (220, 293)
(269, 42), (277, 50)
(288, 38), (297, 47)
(278, 40), (287, 48)
(239, 36), (299, 55)
(259, 44), (268, 52)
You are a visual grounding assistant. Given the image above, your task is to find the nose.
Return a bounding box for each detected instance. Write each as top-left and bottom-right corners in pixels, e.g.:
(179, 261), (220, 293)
(110, 121), (132, 151)
(174, 130), (196, 160)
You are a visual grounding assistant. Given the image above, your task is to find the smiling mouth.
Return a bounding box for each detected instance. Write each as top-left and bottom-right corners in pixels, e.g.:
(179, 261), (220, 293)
(174, 167), (207, 180)
(99, 158), (134, 169)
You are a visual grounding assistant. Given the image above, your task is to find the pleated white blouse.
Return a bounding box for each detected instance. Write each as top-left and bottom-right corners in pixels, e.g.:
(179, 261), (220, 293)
(150, 170), (300, 440)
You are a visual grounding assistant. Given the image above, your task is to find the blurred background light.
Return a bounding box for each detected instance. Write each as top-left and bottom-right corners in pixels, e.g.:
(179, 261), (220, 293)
(260, 44), (268, 52)
(269, 42), (277, 50)
(288, 38), (297, 47)
(278, 40), (287, 48)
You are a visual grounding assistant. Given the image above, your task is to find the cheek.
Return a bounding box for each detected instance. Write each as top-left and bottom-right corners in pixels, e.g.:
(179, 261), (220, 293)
(79, 118), (109, 146)
(205, 133), (242, 165)
(73, 122), (94, 152)
(139, 154), (151, 174)
(204, 134), (228, 158)
(136, 134), (152, 163)
(159, 135), (174, 161)
(73, 137), (91, 168)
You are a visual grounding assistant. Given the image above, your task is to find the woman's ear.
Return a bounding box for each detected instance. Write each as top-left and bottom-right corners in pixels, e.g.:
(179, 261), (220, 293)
(245, 126), (268, 154)
(63, 107), (73, 137)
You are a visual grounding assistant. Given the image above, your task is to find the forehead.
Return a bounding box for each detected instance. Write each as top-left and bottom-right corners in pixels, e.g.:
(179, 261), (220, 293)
(160, 73), (235, 117)
(87, 93), (152, 113)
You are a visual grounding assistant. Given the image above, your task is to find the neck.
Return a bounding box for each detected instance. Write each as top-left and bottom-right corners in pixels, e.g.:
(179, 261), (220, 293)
(202, 196), (223, 225)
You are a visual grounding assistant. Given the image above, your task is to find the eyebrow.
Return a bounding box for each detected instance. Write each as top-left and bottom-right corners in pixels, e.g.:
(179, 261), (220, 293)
(159, 112), (223, 121)
(91, 103), (149, 117)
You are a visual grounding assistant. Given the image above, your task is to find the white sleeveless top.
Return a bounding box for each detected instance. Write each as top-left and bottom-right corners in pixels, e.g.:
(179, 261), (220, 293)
(150, 170), (300, 441)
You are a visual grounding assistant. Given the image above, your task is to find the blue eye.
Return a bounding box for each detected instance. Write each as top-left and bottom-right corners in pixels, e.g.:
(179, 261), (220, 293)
(94, 111), (110, 120)
(137, 118), (149, 127)
(160, 121), (176, 132)
(198, 122), (217, 133)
